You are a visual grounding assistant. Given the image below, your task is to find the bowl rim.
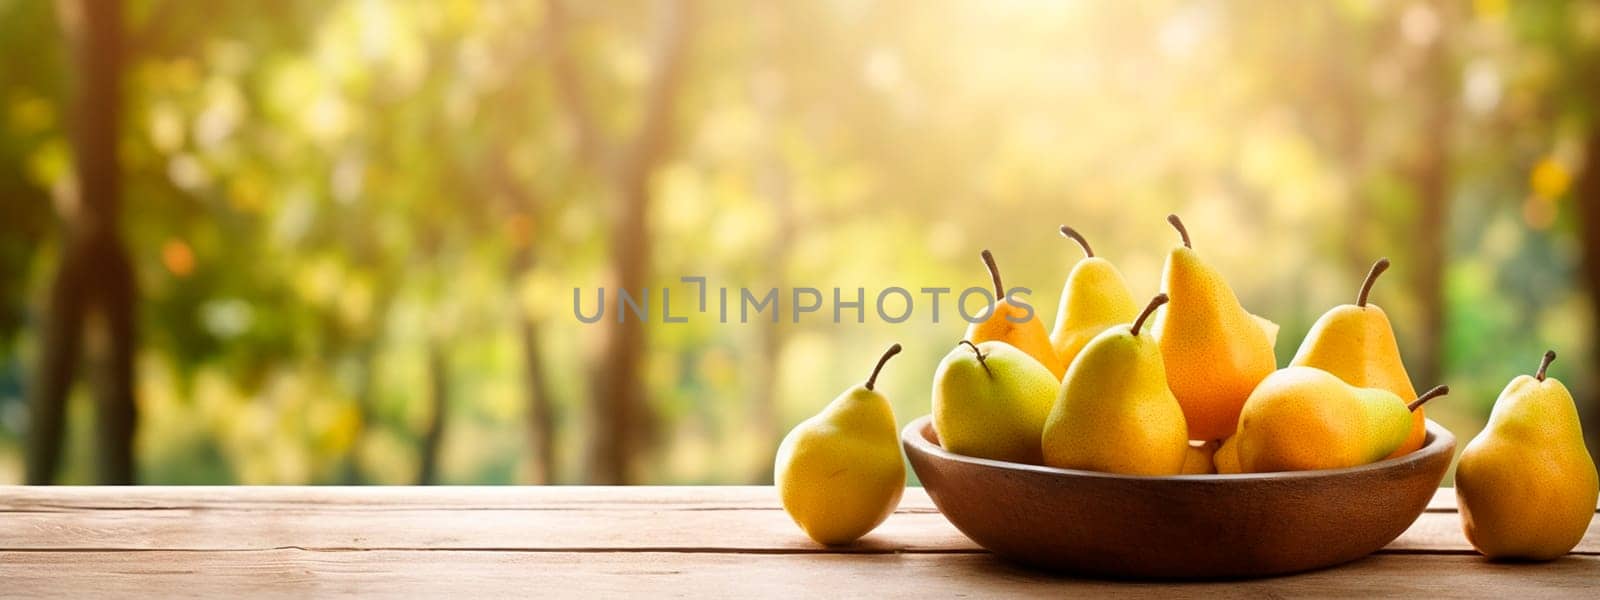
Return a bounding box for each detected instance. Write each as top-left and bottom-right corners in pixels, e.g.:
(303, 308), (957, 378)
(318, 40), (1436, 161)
(901, 414), (1455, 482)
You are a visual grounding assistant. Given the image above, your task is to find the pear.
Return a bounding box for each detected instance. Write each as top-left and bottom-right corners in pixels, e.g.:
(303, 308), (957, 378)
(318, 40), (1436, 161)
(933, 340), (1057, 464)
(967, 249), (1064, 379)
(1291, 258), (1424, 458)
(1049, 226), (1139, 375)
(1181, 440), (1220, 475)
(1456, 351), (1599, 561)
(775, 344), (907, 545)
(1042, 294), (1189, 475)
(1213, 435), (1242, 474)
(1234, 366), (1447, 473)
(1152, 214), (1278, 441)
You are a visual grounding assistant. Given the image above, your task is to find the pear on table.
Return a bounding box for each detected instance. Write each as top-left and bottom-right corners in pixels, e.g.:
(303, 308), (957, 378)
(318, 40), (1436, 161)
(1234, 366), (1447, 473)
(1042, 294), (1189, 476)
(967, 249), (1064, 379)
(933, 340), (1057, 464)
(775, 344), (907, 545)
(1049, 226), (1138, 375)
(1291, 258), (1424, 458)
(1152, 214), (1278, 441)
(1456, 351), (1599, 561)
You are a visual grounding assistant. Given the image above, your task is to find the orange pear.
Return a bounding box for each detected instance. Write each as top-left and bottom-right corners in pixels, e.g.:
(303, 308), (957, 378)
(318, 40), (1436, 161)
(966, 249), (1063, 379)
(1290, 258), (1423, 458)
(1235, 367), (1446, 473)
(1151, 215), (1277, 441)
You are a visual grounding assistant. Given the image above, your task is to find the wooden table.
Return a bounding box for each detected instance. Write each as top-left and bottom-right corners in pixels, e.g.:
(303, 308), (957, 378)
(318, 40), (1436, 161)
(1, 486), (1595, 598)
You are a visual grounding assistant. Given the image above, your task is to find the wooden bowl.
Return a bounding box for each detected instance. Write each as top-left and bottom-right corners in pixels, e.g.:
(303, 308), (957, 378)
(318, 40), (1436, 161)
(902, 415), (1454, 579)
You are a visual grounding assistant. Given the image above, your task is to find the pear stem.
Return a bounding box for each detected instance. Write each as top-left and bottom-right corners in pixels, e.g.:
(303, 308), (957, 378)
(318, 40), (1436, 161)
(1357, 258), (1390, 307)
(1166, 214), (1191, 248)
(1059, 225), (1093, 258)
(1408, 385), (1449, 412)
(1536, 350), (1556, 381)
(959, 340), (991, 376)
(980, 249), (1004, 299)
(865, 343), (902, 391)
(1130, 293), (1169, 337)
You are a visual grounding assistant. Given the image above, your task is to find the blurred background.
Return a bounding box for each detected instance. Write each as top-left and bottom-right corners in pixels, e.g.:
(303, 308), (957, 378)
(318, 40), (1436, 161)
(2, 0), (1598, 485)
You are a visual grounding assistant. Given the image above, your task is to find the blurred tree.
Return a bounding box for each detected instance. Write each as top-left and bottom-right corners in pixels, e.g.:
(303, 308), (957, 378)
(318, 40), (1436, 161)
(417, 341), (449, 484)
(1408, 0), (1457, 390)
(548, 0), (694, 484)
(1564, 22), (1600, 463)
(742, 4), (798, 481)
(27, 0), (138, 485)
(490, 14), (561, 485)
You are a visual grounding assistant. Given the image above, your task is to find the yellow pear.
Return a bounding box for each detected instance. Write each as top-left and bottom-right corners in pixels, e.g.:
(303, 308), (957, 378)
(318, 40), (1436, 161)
(1049, 226), (1139, 375)
(1042, 294), (1189, 475)
(967, 249), (1064, 379)
(1291, 258), (1424, 459)
(1213, 435), (1242, 474)
(933, 340), (1057, 464)
(1234, 366), (1446, 473)
(775, 344), (906, 545)
(1181, 440), (1220, 475)
(1152, 215), (1278, 441)
(1456, 351), (1599, 561)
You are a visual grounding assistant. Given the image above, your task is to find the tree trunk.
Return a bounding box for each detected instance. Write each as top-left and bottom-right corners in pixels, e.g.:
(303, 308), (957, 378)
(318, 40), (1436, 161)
(1410, 14), (1453, 391)
(518, 309), (557, 484)
(508, 233), (556, 484)
(488, 137), (558, 484)
(25, 244), (88, 484)
(29, 0), (135, 485)
(1572, 118), (1600, 468)
(588, 165), (652, 485)
(340, 339), (379, 485)
(90, 233), (137, 485)
(417, 342), (449, 485)
(579, 0), (692, 485)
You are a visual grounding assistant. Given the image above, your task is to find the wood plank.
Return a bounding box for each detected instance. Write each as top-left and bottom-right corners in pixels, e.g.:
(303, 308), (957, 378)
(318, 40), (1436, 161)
(0, 500), (963, 553)
(0, 550), (1593, 599)
(1428, 487), (1455, 511)
(0, 486), (1490, 512)
(3, 488), (1595, 554)
(0, 485), (841, 511)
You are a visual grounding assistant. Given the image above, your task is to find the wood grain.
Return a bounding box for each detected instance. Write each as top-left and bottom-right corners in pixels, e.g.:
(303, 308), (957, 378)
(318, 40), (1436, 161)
(0, 485), (1473, 511)
(2, 500), (1596, 555)
(0, 551), (1595, 599)
(1, 486), (1595, 597)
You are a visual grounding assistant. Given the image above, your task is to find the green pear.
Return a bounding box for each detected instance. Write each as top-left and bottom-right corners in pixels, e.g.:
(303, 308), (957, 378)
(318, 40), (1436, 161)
(1049, 226), (1139, 375)
(776, 344), (907, 545)
(1043, 294), (1189, 475)
(1235, 366), (1447, 473)
(933, 340), (1057, 464)
(1457, 351), (1599, 561)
